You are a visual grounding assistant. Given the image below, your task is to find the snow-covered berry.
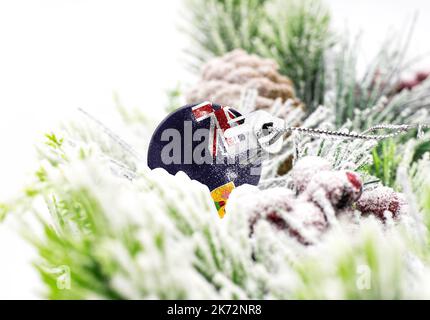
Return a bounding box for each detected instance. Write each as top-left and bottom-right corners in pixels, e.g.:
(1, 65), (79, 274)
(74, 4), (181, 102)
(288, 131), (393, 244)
(291, 156), (332, 192)
(356, 186), (406, 221)
(248, 187), (327, 245)
(302, 170), (363, 210)
(396, 70), (430, 92)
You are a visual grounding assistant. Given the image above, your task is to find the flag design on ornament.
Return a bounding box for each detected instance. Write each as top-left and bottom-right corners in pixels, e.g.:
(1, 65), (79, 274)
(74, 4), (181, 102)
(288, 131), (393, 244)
(147, 102), (262, 219)
(191, 101), (238, 157)
(210, 181), (235, 218)
(192, 102), (239, 217)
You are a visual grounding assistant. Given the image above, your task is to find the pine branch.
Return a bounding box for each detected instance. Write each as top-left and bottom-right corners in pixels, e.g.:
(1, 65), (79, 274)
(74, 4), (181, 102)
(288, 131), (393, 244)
(183, 0), (270, 69)
(256, 0), (331, 112)
(366, 140), (401, 188)
(326, 19), (421, 128)
(1, 99), (428, 299)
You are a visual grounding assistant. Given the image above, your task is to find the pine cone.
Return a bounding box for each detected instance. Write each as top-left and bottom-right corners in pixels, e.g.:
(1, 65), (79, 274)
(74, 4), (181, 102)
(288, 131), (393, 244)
(187, 49), (299, 111)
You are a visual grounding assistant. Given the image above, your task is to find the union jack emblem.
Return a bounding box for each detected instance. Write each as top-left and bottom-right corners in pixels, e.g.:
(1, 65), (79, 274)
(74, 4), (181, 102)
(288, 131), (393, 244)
(191, 101), (239, 157)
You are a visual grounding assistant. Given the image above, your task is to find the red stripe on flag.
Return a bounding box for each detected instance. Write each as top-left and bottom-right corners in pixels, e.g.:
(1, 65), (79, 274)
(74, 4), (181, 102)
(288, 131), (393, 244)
(214, 108), (231, 132)
(213, 126), (217, 156)
(192, 103), (213, 121)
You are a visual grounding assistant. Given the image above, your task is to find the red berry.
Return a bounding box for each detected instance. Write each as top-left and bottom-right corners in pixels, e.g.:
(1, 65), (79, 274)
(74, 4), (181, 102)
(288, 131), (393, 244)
(291, 156), (332, 192)
(415, 71), (430, 82)
(266, 212), (288, 230)
(346, 171), (362, 190)
(356, 186), (405, 221)
(396, 71), (430, 92)
(247, 188), (327, 245)
(303, 170), (363, 210)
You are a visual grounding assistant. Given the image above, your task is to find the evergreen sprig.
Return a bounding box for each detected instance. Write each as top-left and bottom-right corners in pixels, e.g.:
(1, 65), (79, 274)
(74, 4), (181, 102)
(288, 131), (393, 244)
(256, 0), (331, 112)
(183, 0), (269, 68)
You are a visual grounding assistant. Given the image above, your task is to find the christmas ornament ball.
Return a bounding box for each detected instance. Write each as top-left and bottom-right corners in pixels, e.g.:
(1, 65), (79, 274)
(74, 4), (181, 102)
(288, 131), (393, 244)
(147, 102), (261, 218)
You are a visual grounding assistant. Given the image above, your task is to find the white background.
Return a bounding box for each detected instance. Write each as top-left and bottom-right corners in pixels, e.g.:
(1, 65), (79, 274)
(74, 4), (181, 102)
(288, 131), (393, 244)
(0, 0), (429, 299)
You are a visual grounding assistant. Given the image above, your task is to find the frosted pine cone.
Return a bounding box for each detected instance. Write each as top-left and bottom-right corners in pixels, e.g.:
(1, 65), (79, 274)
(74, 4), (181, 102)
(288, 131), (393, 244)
(187, 49), (299, 111)
(356, 186), (406, 221)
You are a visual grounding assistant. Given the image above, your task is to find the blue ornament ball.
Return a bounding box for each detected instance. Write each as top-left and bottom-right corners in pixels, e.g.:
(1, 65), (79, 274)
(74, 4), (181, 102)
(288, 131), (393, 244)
(147, 102), (261, 217)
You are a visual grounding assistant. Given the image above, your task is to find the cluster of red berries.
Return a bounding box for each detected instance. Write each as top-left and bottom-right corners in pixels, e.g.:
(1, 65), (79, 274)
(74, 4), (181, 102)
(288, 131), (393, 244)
(395, 71), (430, 92)
(249, 156), (406, 245)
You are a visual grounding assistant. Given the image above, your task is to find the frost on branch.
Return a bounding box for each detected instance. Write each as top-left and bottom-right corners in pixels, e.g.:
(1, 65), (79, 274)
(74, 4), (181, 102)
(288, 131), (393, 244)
(7, 114), (430, 300)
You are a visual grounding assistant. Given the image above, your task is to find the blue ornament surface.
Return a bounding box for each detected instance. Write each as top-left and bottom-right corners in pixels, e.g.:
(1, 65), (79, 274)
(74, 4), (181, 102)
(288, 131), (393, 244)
(147, 103), (261, 191)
